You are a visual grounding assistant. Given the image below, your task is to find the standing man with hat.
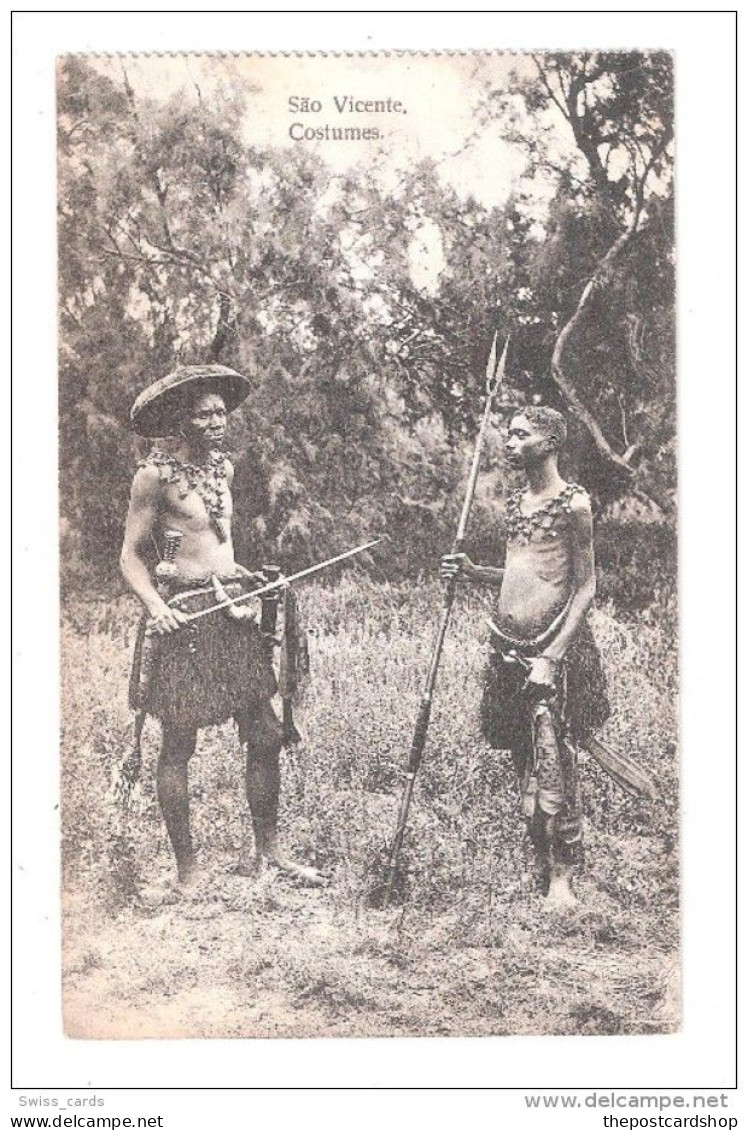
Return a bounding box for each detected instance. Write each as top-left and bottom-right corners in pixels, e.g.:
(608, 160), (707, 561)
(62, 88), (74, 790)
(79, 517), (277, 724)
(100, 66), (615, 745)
(121, 364), (323, 897)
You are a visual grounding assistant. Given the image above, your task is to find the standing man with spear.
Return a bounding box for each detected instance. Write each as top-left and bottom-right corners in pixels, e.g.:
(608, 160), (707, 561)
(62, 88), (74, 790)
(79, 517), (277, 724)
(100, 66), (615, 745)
(120, 363), (374, 901)
(444, 402), (611, 909)
(384, 336), (634, 910)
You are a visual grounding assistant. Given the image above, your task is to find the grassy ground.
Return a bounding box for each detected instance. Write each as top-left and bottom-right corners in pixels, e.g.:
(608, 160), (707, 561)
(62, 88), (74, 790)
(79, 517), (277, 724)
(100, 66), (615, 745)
(61, 578), (679, 1038)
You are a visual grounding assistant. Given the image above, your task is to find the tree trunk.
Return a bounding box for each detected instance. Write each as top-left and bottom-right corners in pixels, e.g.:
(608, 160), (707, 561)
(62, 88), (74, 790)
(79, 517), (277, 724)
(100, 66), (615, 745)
(210, 292), (235, 361)
(549, 221), (642, 479)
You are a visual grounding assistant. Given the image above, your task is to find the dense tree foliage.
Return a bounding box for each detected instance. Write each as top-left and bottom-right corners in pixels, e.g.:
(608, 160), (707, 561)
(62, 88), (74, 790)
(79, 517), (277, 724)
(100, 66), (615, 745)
(58, 54), (675, 604)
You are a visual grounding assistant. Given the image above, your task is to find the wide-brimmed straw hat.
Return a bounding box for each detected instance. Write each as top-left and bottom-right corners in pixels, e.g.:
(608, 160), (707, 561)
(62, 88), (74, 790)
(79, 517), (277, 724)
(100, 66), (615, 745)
(130, 364), (252, 437)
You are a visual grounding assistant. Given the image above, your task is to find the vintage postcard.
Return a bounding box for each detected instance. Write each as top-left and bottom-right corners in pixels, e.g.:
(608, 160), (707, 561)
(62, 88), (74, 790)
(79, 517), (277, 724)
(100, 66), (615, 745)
(58, 50), (678, 1040)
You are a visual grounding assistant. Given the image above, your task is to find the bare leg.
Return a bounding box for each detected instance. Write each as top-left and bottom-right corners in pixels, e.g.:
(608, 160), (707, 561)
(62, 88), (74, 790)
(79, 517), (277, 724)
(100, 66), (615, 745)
(546, 736), (583, 909)
(514, 743), (552, 894)
(156, 723), (199, 887)
(530, 706), (581, 911)
(545, 816), (578, 910)
(525, 808), (551, 894)
(237, 704), (324, 886)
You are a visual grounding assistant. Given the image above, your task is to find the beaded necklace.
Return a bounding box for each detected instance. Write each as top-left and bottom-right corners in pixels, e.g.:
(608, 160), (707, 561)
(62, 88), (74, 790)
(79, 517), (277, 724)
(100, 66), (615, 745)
(504, 482), (585, 546)
(141, 449), (231, 542)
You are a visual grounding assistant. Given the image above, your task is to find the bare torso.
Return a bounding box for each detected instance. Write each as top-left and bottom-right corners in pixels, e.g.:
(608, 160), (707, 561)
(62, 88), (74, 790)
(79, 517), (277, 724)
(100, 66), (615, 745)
(155, 470), (238, 580)
(495, 484), (586, 639)
(498, 539), (573, 638)
(120, 448), (245, 622)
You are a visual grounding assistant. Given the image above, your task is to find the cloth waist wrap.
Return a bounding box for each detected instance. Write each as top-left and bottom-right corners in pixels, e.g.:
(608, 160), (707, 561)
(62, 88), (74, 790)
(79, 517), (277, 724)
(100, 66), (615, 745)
(129, 574), (277, 729)
(480, 617), (610, 857)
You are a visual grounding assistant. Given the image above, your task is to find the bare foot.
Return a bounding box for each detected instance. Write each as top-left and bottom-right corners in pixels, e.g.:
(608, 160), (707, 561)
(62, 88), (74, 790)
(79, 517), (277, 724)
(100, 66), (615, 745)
(268, 851), (326, 887)
(545, 867), (578, 911)
(135, 867), (213, 913)
(233, 856), (269, 880)
(234, 853), (325, 887)
(135, 879), (182, 912)
(177, 864), (201, 892)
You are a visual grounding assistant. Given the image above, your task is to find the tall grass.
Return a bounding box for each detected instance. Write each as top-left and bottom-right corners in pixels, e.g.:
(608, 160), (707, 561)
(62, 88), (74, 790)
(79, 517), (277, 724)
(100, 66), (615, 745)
(61, 578), (679, 1036)
(62, 580), (677, 913)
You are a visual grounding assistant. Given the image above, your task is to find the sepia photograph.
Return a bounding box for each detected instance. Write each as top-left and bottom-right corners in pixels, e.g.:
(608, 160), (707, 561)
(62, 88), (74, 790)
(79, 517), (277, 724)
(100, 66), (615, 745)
(56, 49), (678, 1041)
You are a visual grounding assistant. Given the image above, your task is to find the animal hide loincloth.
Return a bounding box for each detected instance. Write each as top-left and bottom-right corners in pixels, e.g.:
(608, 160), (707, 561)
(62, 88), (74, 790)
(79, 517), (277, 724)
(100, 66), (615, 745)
(480, 618), (609, 755)
(480, 619), (609, 853)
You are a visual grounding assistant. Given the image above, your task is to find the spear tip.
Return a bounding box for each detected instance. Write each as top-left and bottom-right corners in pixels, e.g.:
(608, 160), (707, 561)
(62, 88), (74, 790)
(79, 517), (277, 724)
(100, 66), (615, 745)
(486, 331), (510, 391)
(485, 328), (499, 383)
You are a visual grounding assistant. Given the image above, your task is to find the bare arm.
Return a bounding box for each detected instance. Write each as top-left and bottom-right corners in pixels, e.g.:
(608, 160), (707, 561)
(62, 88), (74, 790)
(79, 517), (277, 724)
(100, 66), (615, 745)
(470, 562), (505, 586)
(540, 494), (596, 663)
(119, 466), (187, 633)
(440, 553), (504, 588)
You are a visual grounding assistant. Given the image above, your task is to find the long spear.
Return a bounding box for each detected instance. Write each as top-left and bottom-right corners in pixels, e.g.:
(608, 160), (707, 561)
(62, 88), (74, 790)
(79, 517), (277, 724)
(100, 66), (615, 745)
(380, 333), (510, 907)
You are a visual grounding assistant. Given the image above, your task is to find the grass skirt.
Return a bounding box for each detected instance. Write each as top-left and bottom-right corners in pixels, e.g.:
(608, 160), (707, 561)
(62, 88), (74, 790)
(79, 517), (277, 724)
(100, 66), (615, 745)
(129, 577), (276, 730)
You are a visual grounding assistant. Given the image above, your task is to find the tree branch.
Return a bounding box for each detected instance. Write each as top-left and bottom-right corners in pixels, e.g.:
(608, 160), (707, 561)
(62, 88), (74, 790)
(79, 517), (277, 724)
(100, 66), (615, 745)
(531, 55), (571, 124)
(549, 212), (645, 477)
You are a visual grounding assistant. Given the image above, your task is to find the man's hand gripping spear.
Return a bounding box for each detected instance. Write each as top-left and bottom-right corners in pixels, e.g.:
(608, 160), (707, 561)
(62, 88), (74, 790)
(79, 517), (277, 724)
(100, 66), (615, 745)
(379, 334), (509, 908)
